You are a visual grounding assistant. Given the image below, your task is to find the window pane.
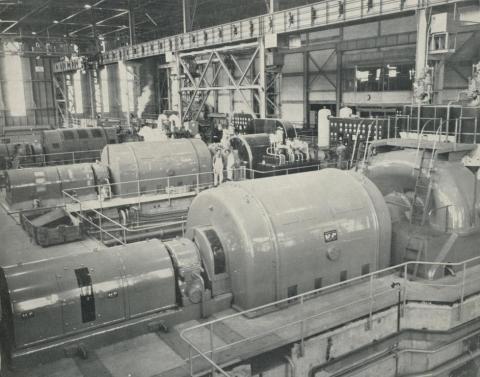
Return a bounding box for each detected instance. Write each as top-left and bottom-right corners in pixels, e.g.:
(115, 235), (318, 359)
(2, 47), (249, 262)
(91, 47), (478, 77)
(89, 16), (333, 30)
(73, 71), (83, 114)
(351, 63), (415, 92)
(4, 54), (26, 116)
(100, 67), (110, 113)
(118, 61), (135, 113)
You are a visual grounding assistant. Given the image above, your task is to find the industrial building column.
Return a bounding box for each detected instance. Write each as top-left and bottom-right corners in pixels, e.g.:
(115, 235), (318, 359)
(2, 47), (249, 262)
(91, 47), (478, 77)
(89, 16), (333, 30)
(434, 61), (445, 104)
(304, 50), (309, 126)
(171, 53), (182, 118)
(128, 0), (136, 45)
(182, 0), (192, 33)
(415, 7), (429, 84)
(335, 45), (342, 116)
(259, 37), (267, 118)
(269, 0), (278, 13)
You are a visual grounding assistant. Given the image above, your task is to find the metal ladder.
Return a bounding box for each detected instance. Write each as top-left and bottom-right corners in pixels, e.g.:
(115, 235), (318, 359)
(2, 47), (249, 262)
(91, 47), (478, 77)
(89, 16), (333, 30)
(410, 124), (441, 226)
(410, 149), (437, 226)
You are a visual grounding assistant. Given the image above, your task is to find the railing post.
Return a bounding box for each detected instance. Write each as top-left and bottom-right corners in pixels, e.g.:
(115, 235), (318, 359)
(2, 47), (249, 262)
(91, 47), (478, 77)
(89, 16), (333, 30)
(99, 211), (103, 243)
(209, 323), (215, 376)
(72, 151), (75, 164)
(454, 119), (459, 143)
(387, 116), (391, 139)
(300, 295), (305, 356)
(196, 173), (199, 193)
(403, 264), (408, 316)
(445, 206), (449, 233)
(474, 116), (478, 144)
(189, 345), (193, 376)
(459, 262), (466, 321)
(367, 273), (374, 330)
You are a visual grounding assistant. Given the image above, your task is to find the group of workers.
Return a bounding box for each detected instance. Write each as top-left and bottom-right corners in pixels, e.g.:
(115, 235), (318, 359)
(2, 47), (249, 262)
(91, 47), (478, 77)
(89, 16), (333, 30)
(213, 148), (236, 187)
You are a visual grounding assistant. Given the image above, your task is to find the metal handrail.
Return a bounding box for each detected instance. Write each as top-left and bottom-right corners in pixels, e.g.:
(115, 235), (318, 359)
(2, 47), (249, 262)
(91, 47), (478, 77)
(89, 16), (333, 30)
(13, 149), (103, 167)
(60, 164), (329, 244)
(180, 253), (480, 376)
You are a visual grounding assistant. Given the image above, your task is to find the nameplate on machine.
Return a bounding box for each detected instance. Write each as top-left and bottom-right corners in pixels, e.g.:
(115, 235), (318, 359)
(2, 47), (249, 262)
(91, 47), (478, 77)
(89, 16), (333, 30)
(324, 230), (338, 243)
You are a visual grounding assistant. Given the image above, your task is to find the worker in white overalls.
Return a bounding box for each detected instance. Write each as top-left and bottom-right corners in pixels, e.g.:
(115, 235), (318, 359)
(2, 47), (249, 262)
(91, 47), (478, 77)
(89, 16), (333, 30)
(226, 149), (235, 181)
(213, 149), (224, 187)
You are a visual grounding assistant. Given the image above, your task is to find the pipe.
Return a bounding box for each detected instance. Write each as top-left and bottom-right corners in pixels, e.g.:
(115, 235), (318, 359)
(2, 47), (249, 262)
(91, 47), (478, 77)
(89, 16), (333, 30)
(285, 355), (296, 377)
(402, 348), (480, 377)
(101, 225), (183, 246)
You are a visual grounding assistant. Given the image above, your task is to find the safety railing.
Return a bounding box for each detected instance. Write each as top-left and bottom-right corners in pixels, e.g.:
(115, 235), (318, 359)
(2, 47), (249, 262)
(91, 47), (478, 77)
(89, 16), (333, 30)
(59, 163), (331, 207)
(64, 188), (188, 246)
(60, 170), (217, 243)
(180, 255), (480, 377)
(12, 149), (103, 168)
(329, 113), (480, 151)
(317, 321), (480, 377)
(242, 163), (333, 179)
(59, 164), (335, 243)
(61, 170), (215, 203)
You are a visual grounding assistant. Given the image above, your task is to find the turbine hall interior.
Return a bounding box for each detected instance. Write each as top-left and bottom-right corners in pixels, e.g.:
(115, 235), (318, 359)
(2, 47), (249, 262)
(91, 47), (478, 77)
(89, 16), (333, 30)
(0, 1), (480, 377)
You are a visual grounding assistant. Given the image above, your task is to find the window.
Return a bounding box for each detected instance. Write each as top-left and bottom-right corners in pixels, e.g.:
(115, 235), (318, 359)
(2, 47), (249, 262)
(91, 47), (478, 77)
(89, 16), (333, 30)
(78, 130), (89, 139)
(100, 67), (110, 113)
(287, 285), (298, 298)
(340, 270), (348, 282)
(361, 264), (370, 275)
(3, 52), (26, 116)
(343, 64), (415, 92)
(314, 278), (323, 290)
(91, 129), (102, 138)
(75, 267), (96, 323)
(72, 71), (84, 114)
(63, 131), (75, 140)
(118, 61), (136, 113)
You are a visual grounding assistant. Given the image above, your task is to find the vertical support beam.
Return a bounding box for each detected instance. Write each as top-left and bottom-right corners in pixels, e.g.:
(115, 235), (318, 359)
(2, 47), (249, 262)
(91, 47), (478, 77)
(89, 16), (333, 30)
(415, 8), (429, 78)
(434, 60), (445, 104)
(91, 7), (99, 55)
(269, 0), (277, 13)
(64, 73), (70, 127)
(304, 50), (309, 127)
(51, 61), (59, 127)
(174, 53), (183, 120)
(182, 0), (192, 33)
(259, 37), (267, 118)
(166, 67), (172, 111)
(213, 62), (219, 111)
(88, 69), (96, 119)
(127, 0), (136, 45)
(335, 46), (343, 115)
